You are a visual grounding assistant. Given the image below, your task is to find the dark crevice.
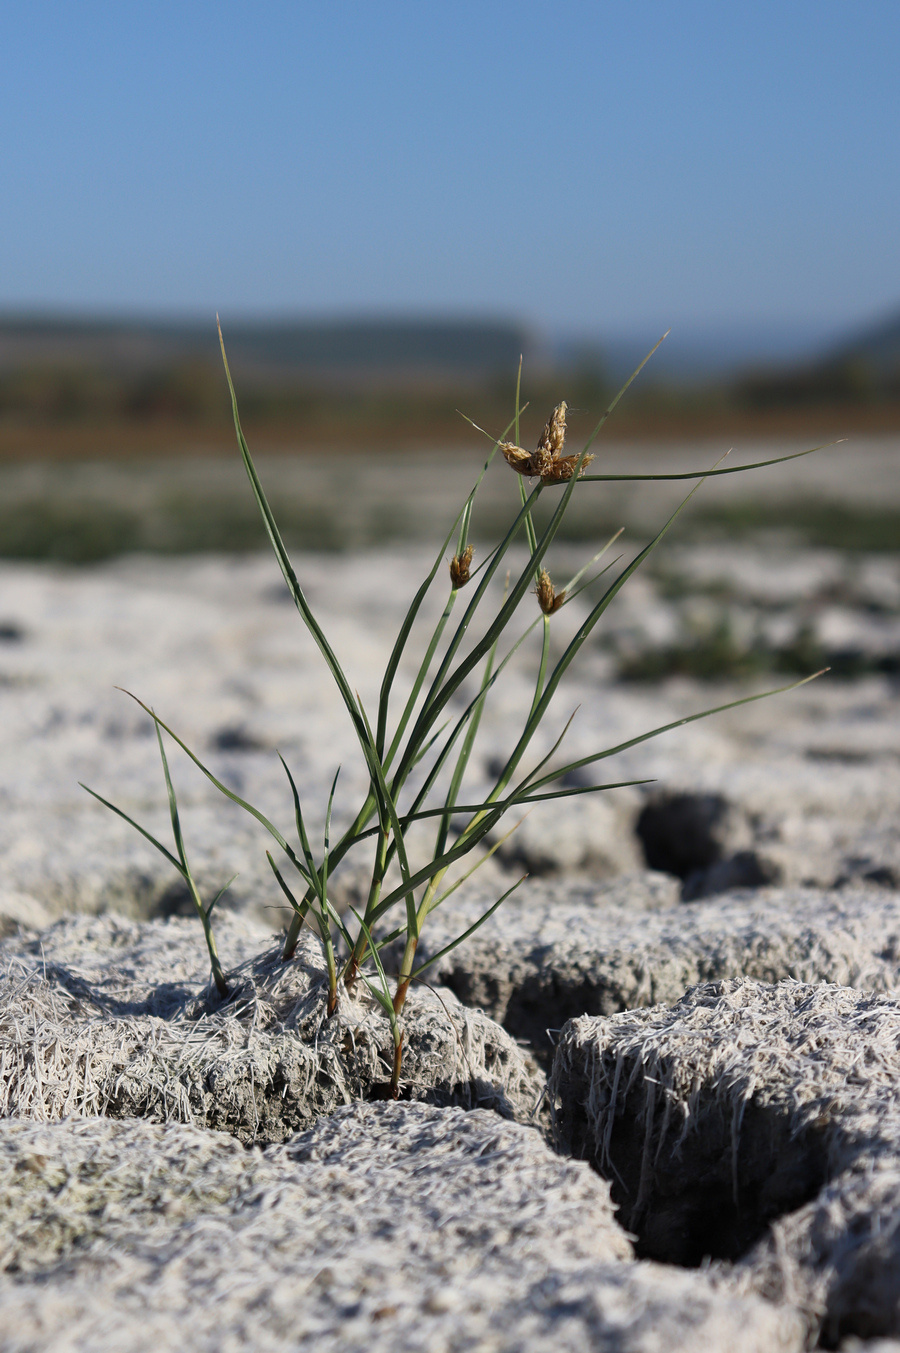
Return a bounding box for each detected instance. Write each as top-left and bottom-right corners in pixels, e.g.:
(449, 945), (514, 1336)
(602, 1093), (829, 1266)
(556, 1069), (831, 1269)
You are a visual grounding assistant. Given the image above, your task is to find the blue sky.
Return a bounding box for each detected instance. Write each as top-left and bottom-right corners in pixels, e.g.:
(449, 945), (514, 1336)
(3, 1), (898, 343)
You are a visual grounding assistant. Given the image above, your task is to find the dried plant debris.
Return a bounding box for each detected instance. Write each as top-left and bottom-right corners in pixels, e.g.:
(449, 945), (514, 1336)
(549, 977), (900, 1344)
(0, 1105), (804, 1353)
(419, 882), (900, 1059)
(0, 914), (543, 1141)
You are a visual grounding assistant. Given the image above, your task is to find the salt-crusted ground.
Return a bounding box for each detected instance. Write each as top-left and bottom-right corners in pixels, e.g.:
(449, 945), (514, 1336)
(1, 537), (899, 931)
(2, 439), (900, 1349)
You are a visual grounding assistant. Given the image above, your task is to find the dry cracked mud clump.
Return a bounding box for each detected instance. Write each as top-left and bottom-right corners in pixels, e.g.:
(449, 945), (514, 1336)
(549, 976), (900, 1345)
(0, 1104), (804, 1353)
(0, 913), (543, 1141)
(417, 881), (900, 1059)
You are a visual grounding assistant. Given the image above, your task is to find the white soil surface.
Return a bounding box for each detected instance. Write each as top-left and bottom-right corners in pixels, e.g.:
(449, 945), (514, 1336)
(1, 532), (899, 929)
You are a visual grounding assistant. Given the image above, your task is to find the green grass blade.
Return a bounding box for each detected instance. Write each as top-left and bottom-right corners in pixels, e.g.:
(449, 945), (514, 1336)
(352, 909), (402, 1044)
(277, 752), (321, 895)
(432, 603), (502, 862)
(379, 412), (519, 770)
(154, 717), (188, 870)
(357, 694), (418, 938)
(530, 614), (551, 715)
(524, 671), (828, 793)
(206, 873), (239, 918)
(578, 333), (669, 456)
(395, 778), (650, 824)
(487, 454), (729, 792)
(320, 895), (355, 954)
(266, 850), (319, 931)
(580, 442), (837, 482)
(119, 690), (307, 870)
(410, 875), (528, 981)
(320, 766), (340, 898)
(219, 322), (375, 769)
(79, 784), (183, 874)
(505, 778), (653, 805)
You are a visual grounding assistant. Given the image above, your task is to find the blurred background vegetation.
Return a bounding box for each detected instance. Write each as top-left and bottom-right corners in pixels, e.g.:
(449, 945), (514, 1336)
(1, 309), (899, 459)
(0, 308), (898, 568)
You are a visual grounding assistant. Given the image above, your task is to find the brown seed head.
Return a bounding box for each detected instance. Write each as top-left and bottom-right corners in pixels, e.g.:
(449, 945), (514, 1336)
(449, 544), (474, 588)
(501, 401), (593, 483)
(500, 441), (535, 476)
(535, 568), (565, 615)
(539, 450), (594, 483)
(537, 401), (568, 458)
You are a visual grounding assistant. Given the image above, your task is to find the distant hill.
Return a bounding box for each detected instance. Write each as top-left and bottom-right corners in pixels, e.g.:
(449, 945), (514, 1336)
(823, 307), (900, 379)
(0, 314), (543, 379)
(2, 306), (897, 393)
(555, 321), (837, 384)
(731, 305), (900, 408)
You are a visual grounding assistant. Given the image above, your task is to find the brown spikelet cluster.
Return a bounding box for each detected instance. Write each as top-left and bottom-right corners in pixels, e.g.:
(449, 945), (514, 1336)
(500, 401), (594, 483)
(449, 544), (474, 588)
(535, 568), (565, 615)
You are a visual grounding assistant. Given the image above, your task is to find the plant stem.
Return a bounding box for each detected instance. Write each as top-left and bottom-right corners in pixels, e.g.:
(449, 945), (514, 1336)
(201, 917), (229, 998)
(389, 1036), (403, 1099)
(392, 931), (418, 1015)
(344, 828), (390, 987)
(318, 917), (338, 1015)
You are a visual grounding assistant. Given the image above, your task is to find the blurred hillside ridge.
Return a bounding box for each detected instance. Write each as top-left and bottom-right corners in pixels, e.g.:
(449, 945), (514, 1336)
(0, 307), (899, 462)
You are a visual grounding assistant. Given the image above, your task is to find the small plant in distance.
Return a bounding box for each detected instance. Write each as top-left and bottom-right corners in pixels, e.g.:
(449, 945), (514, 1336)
(83, 325), (826, 1097)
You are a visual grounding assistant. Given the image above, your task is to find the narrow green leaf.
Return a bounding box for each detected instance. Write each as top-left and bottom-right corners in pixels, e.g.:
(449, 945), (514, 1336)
(154, 717), (187, 870)
(524, 671), (829, 793)
(206, 873), (239, 918)
(352, 908), (402, 1046)
(321, 766), (340, 897)
(432, 595), (503, 862)
(119, 690), (306, 869)
(278, 752), (321, 895)
(79, 784), (183, 874)
(576, 333), (669, 457)
(218, 322), (377, 775)
(488, 452), (731, 793)
(580, 442), (838, 482)
(357, 694), (418, 938)
(361, 976), (396, 1022)
(410, 875), (528, 981)
(395, 777), (650, 824)
(267, 850), (312, 915)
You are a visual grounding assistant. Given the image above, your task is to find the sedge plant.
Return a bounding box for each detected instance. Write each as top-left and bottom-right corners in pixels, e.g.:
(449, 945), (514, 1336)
(82, 325), (827, 1096)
